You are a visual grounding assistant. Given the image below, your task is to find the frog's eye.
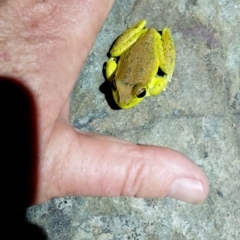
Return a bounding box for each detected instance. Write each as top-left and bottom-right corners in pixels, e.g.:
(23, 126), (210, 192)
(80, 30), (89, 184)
(136, 88), (146, 98)
(110, 80), (117, 91)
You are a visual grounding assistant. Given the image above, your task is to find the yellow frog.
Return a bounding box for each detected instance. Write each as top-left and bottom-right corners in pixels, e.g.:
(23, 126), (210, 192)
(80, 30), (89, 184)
(105, 19), (176, 109)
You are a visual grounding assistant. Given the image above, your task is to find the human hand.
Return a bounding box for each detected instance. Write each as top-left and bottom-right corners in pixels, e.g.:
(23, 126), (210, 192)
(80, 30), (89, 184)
(0, 0), (208, 205)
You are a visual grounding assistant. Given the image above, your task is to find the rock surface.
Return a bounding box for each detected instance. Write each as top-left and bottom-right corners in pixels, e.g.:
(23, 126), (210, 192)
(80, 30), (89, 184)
(27, 0), (240, 239)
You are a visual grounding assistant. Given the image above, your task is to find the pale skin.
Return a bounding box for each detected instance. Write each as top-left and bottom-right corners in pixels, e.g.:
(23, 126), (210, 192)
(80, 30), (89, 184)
(0, 0), (208, 205)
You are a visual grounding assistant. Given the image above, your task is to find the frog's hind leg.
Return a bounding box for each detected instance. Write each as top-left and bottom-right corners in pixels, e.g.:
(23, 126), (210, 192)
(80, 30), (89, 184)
(110, 19), (148, 57)
(158, 27), (175, 78)
(148, 76), (169, 96)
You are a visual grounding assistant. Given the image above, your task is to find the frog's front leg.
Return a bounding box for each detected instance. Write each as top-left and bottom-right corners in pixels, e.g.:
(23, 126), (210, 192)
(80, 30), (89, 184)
(105, 57), (117, 81)
(158, 28), (175, 77)
(148, 76), (169, 96)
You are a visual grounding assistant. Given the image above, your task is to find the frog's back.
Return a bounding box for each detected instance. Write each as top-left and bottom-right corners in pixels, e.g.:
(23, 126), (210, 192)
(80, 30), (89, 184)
(115, 28), (160, 86)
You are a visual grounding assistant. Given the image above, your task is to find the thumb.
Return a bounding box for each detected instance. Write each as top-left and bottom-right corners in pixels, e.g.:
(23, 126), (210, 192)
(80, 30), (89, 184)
(37, 121), (209, 204)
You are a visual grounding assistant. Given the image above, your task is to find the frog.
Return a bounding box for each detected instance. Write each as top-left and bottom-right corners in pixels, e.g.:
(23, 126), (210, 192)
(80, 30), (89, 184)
(105, 19), (176, 109)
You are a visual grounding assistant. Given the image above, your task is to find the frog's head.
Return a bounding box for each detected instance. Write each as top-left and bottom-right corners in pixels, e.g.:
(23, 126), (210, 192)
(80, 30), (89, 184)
(111, 80), (147, 109)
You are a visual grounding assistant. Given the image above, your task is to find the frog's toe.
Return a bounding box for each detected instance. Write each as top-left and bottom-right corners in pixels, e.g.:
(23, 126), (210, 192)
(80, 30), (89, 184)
(166, 73), (173, 82)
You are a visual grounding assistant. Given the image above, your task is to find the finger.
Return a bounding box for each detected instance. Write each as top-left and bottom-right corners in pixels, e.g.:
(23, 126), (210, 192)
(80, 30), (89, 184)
(37, 122), (209, 204)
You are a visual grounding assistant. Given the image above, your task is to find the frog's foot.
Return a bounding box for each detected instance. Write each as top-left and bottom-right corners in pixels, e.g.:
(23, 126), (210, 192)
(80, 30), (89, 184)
(158, 27), (175, 75)
(105, 57), (117, 81)
(148, 76), (168, 96)
(110, 19), (148, 57)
